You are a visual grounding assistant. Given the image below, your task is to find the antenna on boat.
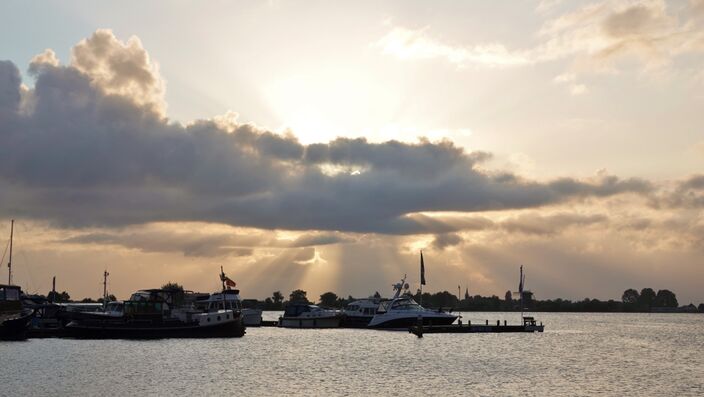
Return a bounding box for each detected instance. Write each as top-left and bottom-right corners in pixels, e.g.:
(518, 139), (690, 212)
(7, 219), (13, 285)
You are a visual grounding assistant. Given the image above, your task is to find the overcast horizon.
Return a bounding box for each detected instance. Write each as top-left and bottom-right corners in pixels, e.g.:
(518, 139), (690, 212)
(1, 0), (703, 304)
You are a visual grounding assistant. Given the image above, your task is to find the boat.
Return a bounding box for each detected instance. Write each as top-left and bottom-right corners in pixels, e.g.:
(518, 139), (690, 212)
(0, 284), (34, 340)
(341, 298), (386, 328)
(1, 221), (34, 340)
(278, 303), (342, 328)
(64, 272), (246, 339)
(367, 275), (457, 329)
(200, 289), (263, 327)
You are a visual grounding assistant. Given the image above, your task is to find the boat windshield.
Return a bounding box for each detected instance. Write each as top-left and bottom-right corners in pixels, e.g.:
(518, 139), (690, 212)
(0, 286), (21, 301)
(390, 298), (424, 311)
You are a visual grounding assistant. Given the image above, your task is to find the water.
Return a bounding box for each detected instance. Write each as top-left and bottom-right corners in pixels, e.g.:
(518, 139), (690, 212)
(1, 312), (703, 396)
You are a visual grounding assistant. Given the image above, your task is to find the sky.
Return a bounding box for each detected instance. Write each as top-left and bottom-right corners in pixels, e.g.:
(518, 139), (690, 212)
(0, 0), (703, 304)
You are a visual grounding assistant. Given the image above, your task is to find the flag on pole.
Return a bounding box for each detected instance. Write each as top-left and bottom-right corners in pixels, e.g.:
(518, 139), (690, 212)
(518, 265), (524, 294)
(420, 251), (426, 285)
(223, 276), (236, 289)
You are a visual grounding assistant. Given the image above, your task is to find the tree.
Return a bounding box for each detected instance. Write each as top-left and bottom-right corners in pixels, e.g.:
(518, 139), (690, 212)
(504, 290), (513, 302)
(272, 291), (284, 305)
(621, 289), (639, 304)
(161, 282), (185, 306)
(373, 291), (381, 299)
(698, 303), (704, 313)
(98, 294), (117, 303)
(319, 292), (338, 307)
(289, 289), (309, 303)
(655, 289), (678, 308)
(638, 288), (656, 308)
(161, 282), (184, 292)
(48, 291), (71, 303)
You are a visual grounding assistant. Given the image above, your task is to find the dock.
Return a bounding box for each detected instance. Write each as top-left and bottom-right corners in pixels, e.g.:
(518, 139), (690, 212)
(409, 316), (544, 337)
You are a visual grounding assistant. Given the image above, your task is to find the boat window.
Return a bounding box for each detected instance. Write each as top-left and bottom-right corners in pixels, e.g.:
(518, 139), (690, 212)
(391, 299), (423, 311)
(1, 287), (20, 300)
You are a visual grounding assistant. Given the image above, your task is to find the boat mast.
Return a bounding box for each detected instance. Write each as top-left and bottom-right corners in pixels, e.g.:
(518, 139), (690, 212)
(220, 266), (227, 310)
(7, 219), (13, 285)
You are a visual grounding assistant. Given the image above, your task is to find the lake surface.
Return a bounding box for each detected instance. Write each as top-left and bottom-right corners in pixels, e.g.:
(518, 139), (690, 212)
(2, 312), (703, 396)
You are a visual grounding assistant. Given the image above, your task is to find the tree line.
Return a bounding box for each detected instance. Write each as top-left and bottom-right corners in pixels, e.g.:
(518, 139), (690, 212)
(38, 284), (704, 313)
(243, 287), (704, 313)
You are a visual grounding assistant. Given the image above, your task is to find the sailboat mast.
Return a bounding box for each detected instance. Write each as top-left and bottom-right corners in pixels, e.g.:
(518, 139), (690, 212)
(8, 219), (14, 285)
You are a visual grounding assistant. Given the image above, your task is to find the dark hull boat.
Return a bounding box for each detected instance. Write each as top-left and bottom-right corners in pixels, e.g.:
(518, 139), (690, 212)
(64, 270), (247, 339)
(65, 316), (245, 339)
(0, 311), (33, 340)
(1, 284), (33, 340)
(370, 315), (457, 329)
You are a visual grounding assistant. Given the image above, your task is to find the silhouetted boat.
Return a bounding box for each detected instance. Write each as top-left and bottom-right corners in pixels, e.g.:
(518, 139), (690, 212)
(0, 284), (33, 340)
(64, 272), (246, 339)
(341, 298), (386, 328)
(279, 303), (342, 328)
(198, 289), (263, 327)
(367, 275), (457, 329)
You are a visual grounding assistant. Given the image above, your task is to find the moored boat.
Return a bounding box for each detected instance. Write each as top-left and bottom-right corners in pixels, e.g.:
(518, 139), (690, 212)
(1, 284), (33, 340)
(367, 275), (457, 329)
(279, 303), (342, 328)
(64, 271), (246, 339)
(341, 298), (385, 328)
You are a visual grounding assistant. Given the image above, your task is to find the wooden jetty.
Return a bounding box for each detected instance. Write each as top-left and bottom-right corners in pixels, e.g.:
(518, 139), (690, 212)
(409, 316), (544, 338)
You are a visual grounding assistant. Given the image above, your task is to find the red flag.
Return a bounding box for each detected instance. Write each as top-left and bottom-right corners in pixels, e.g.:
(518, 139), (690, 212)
(224, 277), (236, 288)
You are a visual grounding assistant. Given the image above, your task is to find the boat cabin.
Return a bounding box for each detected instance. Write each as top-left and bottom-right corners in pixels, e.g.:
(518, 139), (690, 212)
(345, 299), (385, 316)
(387, 297), (424, 311)
(0, 284), (22, 314)
(205, 290), (242, 312)
(284, 304), (326, 317)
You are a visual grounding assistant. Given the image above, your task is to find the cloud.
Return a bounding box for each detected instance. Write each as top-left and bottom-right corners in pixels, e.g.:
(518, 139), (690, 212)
(432, 233), (463, 250)
(657, 174), (704, 208)
(0, 61), (21, 116)
(59, 224), (352, 257)
(378, 1), (704, 78)
(70, 29), (166, 117)
(375, 27), (530, 67)
(500, 212), (607, 236)
(29, 49), (60, 75)
(0, 30), (654, 236)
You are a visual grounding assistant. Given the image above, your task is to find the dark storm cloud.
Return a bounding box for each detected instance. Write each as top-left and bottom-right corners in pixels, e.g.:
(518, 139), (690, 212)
(0, 35), (654, 234)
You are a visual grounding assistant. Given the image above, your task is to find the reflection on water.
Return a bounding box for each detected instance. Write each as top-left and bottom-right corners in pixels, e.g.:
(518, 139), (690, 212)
(1, 313), (703, 396)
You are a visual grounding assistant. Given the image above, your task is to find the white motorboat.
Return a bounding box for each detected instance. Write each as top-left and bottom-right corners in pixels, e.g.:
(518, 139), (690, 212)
(206, 289), (263, 326)
(367, 275), (457, 329)
(342, 298), (385, 328)
(279, 303), (341, 328)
